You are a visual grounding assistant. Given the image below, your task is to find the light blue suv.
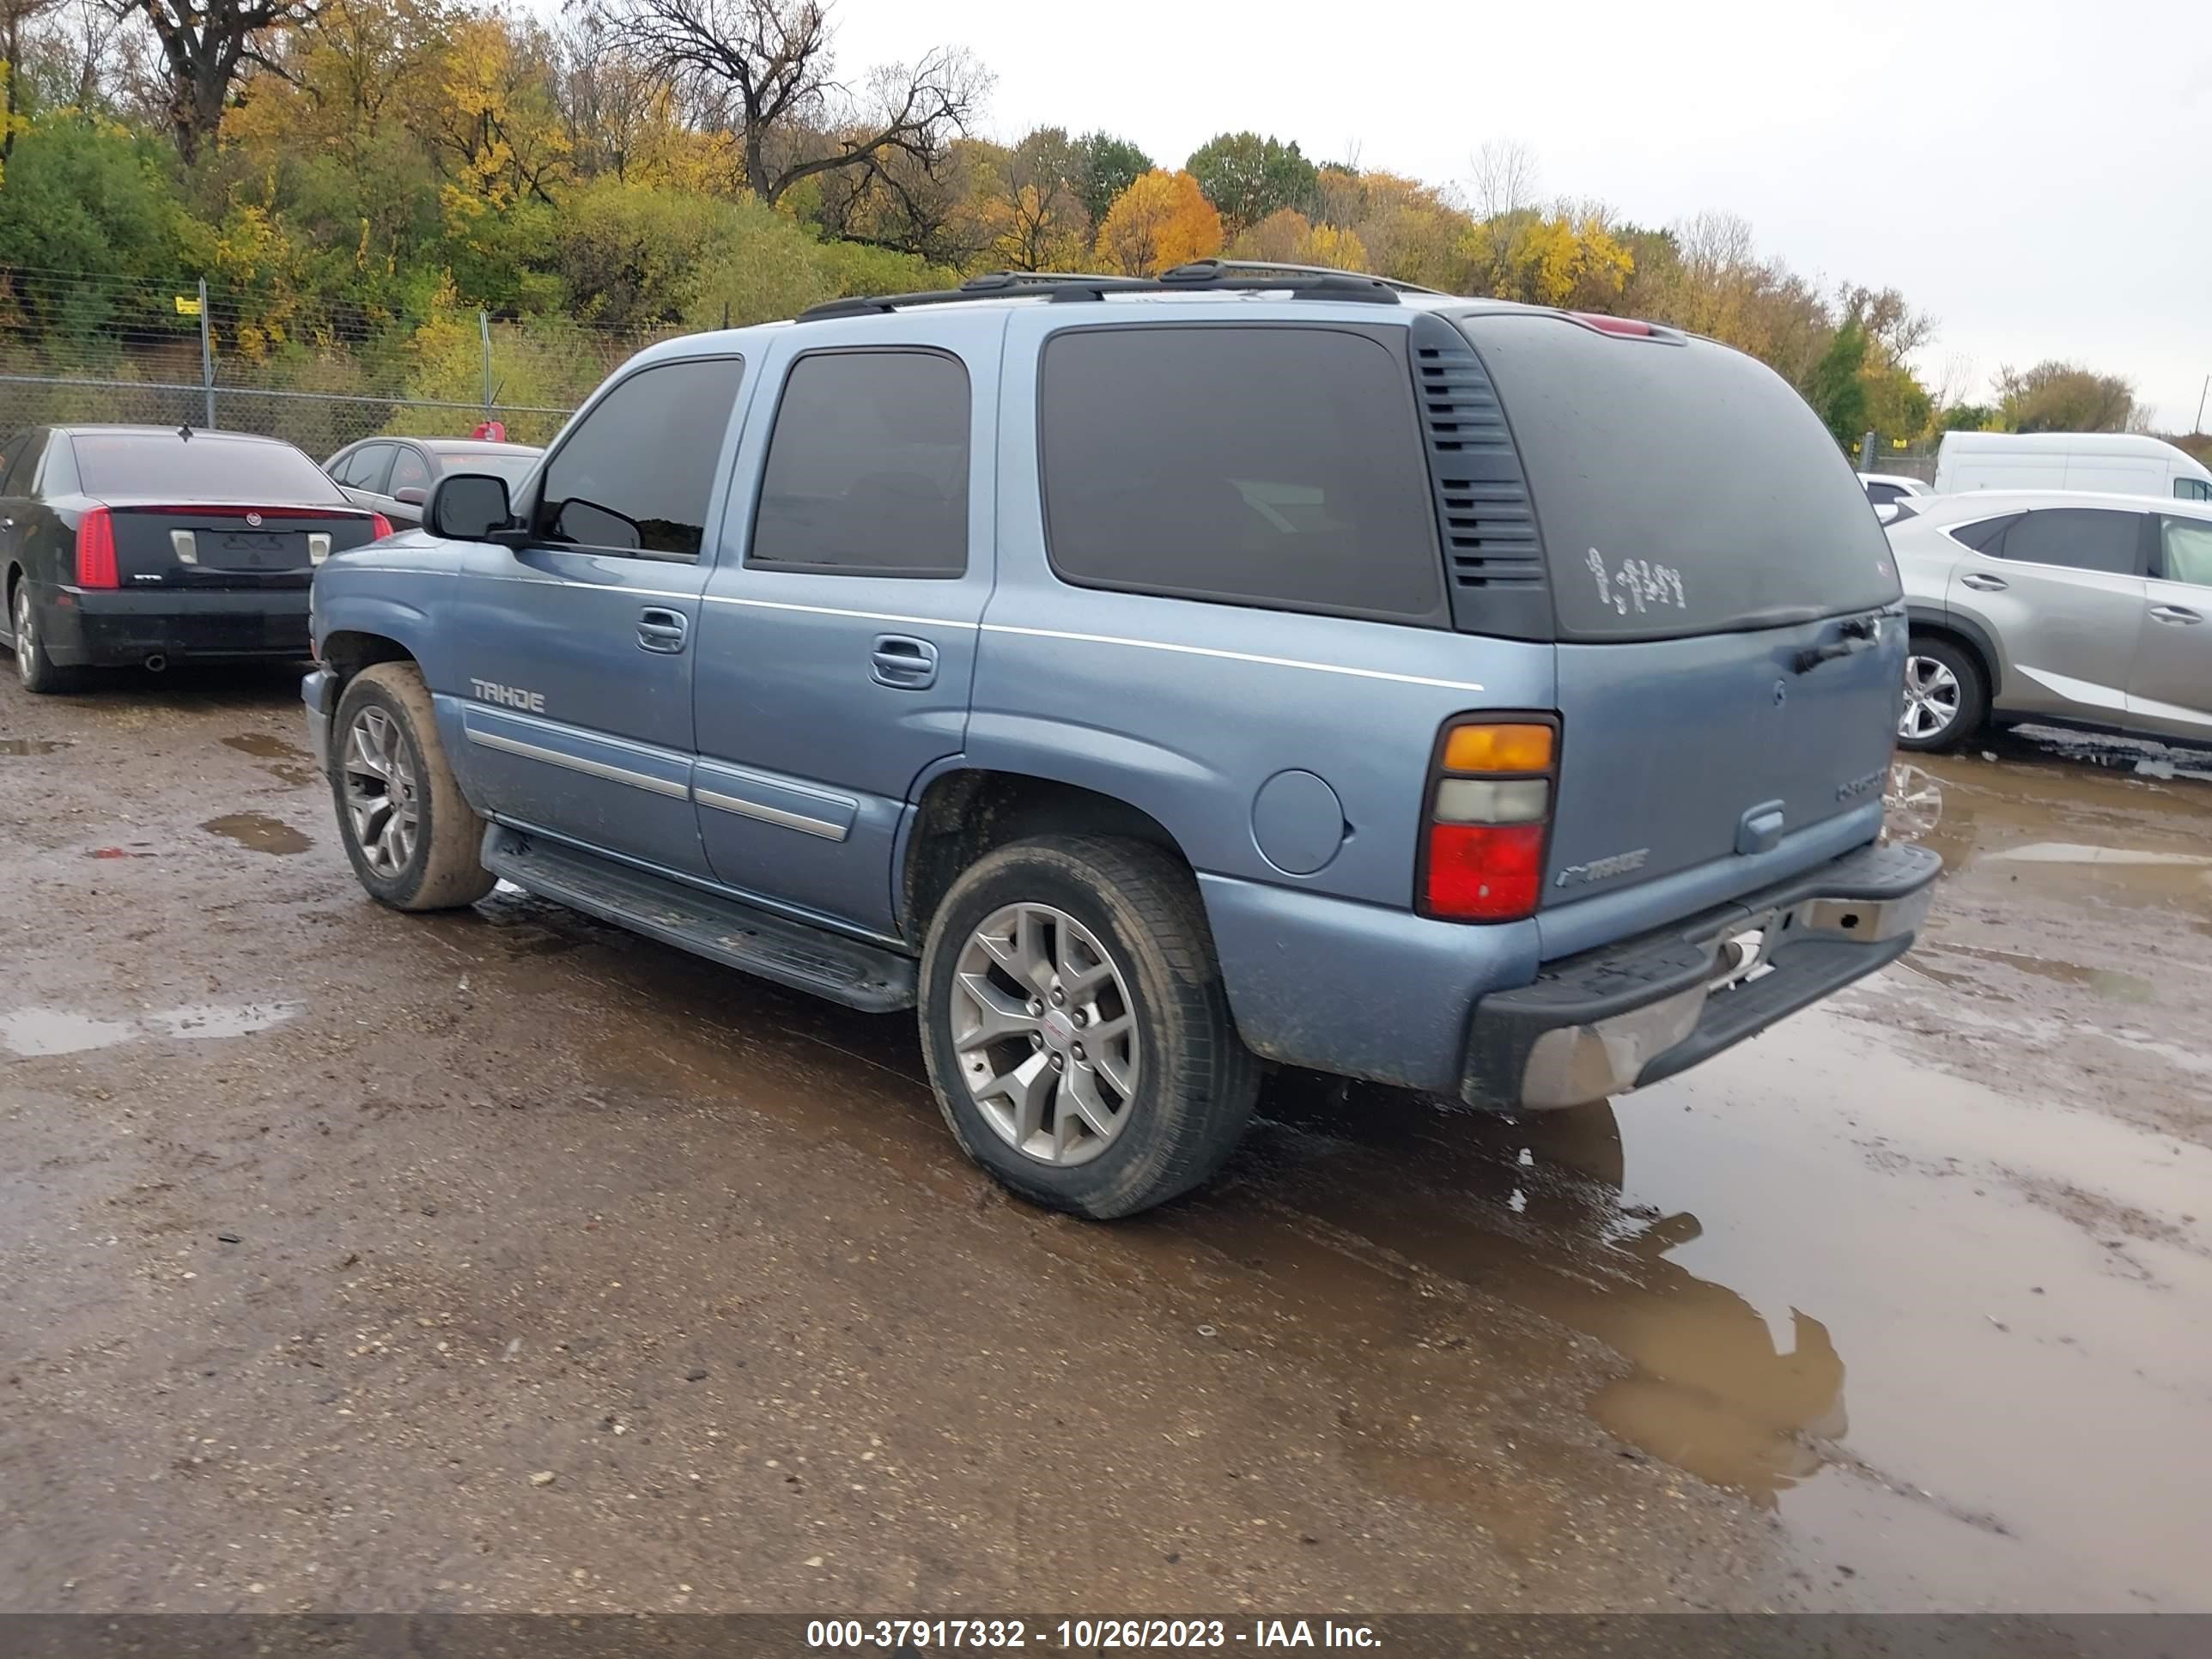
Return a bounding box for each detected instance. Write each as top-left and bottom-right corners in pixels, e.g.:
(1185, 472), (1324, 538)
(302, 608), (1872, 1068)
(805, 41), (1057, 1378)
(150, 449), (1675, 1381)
(305, 262), (1938, 1218)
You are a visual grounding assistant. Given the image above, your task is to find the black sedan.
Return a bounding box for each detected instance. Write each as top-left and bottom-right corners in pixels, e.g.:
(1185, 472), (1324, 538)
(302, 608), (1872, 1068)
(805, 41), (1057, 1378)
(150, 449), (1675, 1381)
(2, 424), (392, 694)
(325, 435), (543, 529)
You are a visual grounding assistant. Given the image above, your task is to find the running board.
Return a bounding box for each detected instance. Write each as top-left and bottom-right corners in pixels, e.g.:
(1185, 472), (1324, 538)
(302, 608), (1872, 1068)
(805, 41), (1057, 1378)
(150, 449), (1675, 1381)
(481, 825), (916, 1013)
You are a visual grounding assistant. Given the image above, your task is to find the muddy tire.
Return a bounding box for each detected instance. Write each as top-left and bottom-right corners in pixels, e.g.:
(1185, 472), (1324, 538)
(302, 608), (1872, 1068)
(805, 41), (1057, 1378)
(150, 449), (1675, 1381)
(331, 662), (495, 912)
(9, 574), (82, 696)
(1898, 635), (1987, 753)
(918, 835), (1260, 1219)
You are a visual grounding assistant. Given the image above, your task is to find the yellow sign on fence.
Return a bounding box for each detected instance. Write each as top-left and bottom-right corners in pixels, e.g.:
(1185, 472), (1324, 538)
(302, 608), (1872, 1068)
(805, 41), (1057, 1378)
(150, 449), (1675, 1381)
(174, 295), (201, 317)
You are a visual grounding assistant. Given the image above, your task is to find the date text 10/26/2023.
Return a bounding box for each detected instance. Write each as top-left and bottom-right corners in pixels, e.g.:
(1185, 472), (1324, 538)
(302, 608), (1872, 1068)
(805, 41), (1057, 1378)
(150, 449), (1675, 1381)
(806, 1620), (1382, 1650)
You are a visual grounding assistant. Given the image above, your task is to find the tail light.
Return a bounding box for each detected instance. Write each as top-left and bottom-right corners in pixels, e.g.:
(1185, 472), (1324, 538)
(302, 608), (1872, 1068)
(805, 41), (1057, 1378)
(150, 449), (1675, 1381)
(370, 514), (394, 540)
(1421, 717), (1559, 921)
(75, 507), (118, 588)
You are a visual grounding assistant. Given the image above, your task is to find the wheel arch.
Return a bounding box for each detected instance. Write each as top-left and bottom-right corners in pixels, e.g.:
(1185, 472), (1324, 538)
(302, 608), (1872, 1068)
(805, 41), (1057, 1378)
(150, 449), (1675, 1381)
(1906, 605), (2002, 702)
(897, 767), (1197, 945)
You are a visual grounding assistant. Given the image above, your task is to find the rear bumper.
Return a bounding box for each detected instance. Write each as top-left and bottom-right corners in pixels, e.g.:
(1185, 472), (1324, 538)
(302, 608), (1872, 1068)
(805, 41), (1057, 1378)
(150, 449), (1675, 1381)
(1462, 840), (1942, 1110)
(40, 584), (311, 666)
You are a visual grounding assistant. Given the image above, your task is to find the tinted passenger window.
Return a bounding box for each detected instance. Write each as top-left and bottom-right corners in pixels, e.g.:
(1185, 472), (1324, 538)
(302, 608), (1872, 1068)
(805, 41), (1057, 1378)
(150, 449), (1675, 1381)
(750, 350), (969, 576)
(1993, 508), (2142, 574)
(1039, 326), (1443, 623)
(0, 434), (29, 495)
(537, 357), (745, 558)
(1863, 482), (1905, 506)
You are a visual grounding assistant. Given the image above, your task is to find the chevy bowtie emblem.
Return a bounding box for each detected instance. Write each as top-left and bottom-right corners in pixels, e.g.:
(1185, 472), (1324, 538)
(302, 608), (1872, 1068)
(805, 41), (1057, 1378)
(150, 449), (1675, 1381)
(245, 511), (263, 527)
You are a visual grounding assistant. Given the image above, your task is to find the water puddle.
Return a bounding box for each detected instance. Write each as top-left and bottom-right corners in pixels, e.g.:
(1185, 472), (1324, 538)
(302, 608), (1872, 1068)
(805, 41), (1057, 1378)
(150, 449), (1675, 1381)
(143, 1001), (304, 1040)
(0, 737), (70, 757)
(0, 1001), (301, 1056)
(201, 812), (313, 855)
(221, 733), (308, 762)
(0, 1009), (139, 1056)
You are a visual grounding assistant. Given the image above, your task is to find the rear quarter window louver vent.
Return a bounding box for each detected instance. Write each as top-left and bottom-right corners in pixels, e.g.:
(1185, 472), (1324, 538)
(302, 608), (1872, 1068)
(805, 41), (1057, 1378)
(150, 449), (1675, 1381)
(1408, 312), (1553, 641)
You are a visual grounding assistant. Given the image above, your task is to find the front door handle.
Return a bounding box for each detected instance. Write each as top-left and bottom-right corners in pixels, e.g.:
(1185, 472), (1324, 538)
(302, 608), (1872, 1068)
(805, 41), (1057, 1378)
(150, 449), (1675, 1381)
(1960, 573), (2008, 592)
(637, 607), (688, 653)
(870, 634), (938, 690)
(2149, 605), (2203, 625)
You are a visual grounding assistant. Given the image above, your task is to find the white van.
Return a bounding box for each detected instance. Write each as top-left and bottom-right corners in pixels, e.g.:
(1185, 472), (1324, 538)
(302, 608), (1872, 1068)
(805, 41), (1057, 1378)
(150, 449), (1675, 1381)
(1934, 431), (2212, 500)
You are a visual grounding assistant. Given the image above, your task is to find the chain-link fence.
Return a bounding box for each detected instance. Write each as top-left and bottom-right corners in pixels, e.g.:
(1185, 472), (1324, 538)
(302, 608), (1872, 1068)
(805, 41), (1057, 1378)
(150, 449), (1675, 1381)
(1857, 440), (1940, 483)
(0, 265), (676, 463)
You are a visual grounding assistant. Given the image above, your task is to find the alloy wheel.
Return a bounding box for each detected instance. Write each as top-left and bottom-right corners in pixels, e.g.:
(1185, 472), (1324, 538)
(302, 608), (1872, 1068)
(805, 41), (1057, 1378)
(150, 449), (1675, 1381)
(1899, 654), (1961, 742)
(341, 705), (422, 878)
(951, 902), (1140, 1165)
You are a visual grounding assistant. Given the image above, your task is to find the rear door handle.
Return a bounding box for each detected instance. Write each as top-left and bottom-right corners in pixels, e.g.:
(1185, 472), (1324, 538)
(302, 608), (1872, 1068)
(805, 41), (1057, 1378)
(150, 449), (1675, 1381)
(2149, 605), (2203, 625)
(870, 634), (938, 690)
(637, 607), (688, 653)
(1960, 573), (2008, 592)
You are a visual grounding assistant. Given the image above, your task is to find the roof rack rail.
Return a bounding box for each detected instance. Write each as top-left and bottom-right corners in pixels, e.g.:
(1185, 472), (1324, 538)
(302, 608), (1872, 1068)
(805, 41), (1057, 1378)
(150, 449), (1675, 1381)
(796, 258), (1434, 322)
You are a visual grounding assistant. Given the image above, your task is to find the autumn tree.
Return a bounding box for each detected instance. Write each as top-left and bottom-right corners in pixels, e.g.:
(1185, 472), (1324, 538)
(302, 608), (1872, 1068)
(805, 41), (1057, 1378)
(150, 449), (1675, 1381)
(1184, 130), (1316, 232)
(597, 0), (988, 208)
(1093, 167), (1219, 277)
(1996, 361), (2136, 433)
(110, 0), (323, 161)
(1231, 208), (1366, 271)
(1466, 206), (1631, 309)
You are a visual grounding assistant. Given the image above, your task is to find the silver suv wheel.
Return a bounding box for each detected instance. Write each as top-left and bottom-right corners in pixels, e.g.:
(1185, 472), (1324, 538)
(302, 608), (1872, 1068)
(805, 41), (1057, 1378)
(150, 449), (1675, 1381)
(13, 584), (35, 686)
(951, 901), (1139, 1165)
(1899, 653), (1962, 743)
(341, 705), (422, 878)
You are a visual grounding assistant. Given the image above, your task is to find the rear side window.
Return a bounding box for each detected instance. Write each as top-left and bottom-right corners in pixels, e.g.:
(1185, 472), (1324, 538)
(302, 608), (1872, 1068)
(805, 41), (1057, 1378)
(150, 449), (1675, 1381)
(1990, 507), (2142, 574)
(389, 447), (432, 494)
(1949, 514), (2020, 551)
(1863, 481), (1905, 506)
(2177, 478), (2212, 501)
(1459, 317), (1899, 639)
(536, 356), (744, 558)
(73, 435), (343, 501)
(750, 349), (969, 577)
(1038, 325), (1445, 624)
(2160, 517), (2212, 586)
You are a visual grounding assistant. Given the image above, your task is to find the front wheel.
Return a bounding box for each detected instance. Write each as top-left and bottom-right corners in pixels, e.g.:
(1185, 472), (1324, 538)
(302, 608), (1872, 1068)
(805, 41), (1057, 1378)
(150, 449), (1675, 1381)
(918, 836), (1259, 1219)
(1898, 636), (1987, 752)
(331, 661), (495, 911)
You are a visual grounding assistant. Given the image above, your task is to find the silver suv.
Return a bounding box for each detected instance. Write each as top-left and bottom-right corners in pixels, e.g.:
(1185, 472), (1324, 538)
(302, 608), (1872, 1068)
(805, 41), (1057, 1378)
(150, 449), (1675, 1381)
(1888, 490), (2212, 750)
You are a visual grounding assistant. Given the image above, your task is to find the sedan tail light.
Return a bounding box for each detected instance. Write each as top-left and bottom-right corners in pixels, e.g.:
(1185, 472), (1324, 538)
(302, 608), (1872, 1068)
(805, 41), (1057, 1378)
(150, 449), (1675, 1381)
(1420, 717), (1559, 922)
(370, 514), (394, 540)
(75, 507), (118, 588)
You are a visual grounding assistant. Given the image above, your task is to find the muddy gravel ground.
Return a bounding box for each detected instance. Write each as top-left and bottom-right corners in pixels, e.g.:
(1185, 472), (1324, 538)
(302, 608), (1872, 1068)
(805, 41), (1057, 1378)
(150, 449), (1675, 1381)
(2, 666), (2208, 1619)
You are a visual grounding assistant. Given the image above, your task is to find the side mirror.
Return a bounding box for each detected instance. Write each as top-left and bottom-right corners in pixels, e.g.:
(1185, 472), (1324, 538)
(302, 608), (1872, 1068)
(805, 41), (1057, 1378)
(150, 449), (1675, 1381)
(392, 484), (428, 507)
(427, 472), (513, 541)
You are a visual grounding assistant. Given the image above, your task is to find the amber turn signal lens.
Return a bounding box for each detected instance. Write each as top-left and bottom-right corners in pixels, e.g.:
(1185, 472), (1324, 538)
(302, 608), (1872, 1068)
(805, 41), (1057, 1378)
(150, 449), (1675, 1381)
(1442, 723), (1553, 774)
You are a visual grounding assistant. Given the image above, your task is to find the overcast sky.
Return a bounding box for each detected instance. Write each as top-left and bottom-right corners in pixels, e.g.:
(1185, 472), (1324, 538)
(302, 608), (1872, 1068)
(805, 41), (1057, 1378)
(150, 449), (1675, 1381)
(822, 0), (2212, 430)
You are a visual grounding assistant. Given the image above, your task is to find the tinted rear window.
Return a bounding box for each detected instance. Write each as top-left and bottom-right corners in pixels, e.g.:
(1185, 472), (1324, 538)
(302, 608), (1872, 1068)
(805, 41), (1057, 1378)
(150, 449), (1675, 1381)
(1039, 325), (1446, 624)
(1459, 317), (1900, 639)
(74, 434), (343, 501)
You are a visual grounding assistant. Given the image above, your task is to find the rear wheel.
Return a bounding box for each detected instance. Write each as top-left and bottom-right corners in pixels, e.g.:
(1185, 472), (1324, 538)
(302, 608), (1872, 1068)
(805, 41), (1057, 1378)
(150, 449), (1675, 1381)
(1898, 635), (1986, 752)
(9, 577), (81, 695)
(331, 661), (495, 911)
(918, 835), (1259, 1219)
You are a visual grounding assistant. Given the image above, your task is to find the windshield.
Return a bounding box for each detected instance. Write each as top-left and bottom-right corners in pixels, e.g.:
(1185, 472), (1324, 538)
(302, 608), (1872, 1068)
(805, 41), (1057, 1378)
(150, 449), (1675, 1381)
(448, 450), (541, 489)
(74, 434), (344, 502)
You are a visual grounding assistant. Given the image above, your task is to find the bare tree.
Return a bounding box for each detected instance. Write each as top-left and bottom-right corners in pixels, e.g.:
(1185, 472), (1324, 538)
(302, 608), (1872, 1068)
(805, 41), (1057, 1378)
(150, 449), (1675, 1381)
(1838, 283), (1935, 367)
(1468, 138), (1538, 220)
(597, 0), (988, 207)
(106, 0), (319, 161)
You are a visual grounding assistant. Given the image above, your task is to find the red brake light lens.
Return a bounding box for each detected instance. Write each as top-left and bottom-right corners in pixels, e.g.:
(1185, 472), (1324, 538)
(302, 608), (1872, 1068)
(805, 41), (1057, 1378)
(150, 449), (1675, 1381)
(1426, 823), (1546, 921)
(75, 507), (118, 588)
(1570, 312), (1655, 337)
(370, 514), (394, 540)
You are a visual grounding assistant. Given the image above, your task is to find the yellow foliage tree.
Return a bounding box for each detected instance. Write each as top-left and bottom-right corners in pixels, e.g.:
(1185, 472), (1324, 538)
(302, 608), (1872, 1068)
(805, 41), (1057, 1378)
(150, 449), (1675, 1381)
(1231, 209), (1370, 271)
(1094, 169), (1222, 277)
(1466, 210), (1631, 310)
